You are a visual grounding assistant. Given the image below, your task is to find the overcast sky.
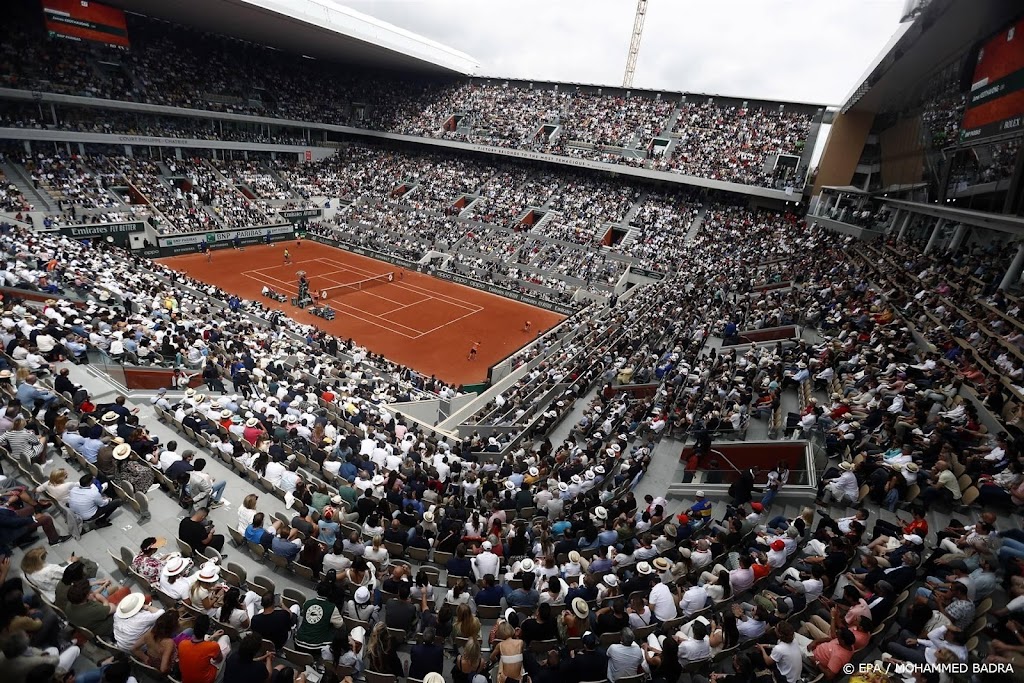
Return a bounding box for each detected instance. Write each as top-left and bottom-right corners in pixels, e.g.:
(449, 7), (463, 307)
(342, 0), (906, 105)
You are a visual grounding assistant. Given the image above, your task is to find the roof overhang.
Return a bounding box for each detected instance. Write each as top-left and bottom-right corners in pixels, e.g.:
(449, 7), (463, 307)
(104, 0), (479, 75)
(841, 0), (1021, 114)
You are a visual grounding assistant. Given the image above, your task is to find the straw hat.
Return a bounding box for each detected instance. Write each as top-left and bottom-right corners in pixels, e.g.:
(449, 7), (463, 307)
(116, 593), (146, 619)
(839, 461), (854, 471)
(568, 550), (581, 564)
(113, 444), (132, 460)
(652, 557), (671, 572)
(165, 557), (188, 576)
(245, 417), (259, 428)
(101, 411), (119, 424)
(603, 574), (618, 587)
(571, 597), (590, 619)
(197, 564), (220, 582)
(519, 559), (535, 573)
(636, 561), (654, 575)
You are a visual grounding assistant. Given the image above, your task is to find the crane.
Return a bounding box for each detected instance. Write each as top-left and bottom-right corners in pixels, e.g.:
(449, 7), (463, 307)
(622, 0), (648, 88)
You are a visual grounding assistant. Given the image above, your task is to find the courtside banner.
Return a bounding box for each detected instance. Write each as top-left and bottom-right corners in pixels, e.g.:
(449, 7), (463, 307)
(310, 235), (576, 316)
(158, 224), (294, 248)
(59, 221), (144, 238)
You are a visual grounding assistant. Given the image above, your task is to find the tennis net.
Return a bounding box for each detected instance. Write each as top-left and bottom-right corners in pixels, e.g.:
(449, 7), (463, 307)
(318, 272), (394, 299)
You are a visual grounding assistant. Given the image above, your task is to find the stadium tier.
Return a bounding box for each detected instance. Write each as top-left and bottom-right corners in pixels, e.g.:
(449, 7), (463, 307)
(0, 0), (1023, 682)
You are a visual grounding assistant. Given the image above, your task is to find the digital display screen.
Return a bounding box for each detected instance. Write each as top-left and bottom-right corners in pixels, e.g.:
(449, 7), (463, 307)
(42, 0), (130, 49)
(961, 17), (1024, 142)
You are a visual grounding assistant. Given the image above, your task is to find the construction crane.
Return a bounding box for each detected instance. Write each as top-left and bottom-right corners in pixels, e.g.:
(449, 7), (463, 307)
(622, 0), (648, 88)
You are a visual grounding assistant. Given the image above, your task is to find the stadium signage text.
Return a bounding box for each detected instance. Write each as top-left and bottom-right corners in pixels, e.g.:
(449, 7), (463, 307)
(279, 209), (323, 220)
(60, 221), (144, 238)
(310, 236), (576, 316)
(158, 224), (294, 248)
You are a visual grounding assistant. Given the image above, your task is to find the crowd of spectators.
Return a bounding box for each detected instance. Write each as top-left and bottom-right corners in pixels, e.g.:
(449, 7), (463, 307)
(620, 191), (700, 266)
(0, 102), (309, 147)
(0, 180), (1022, 683)
(212, 160), (296, 202)
(559, 93), (675, 149)
(21, 154), (122, 214)
(652, 102), (811, 187)
(539, 179), (640, 246)
(2, 2), (816, 190)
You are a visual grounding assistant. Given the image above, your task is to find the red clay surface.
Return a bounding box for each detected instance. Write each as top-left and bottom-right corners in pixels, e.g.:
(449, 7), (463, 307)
(157, 242), (564, 385)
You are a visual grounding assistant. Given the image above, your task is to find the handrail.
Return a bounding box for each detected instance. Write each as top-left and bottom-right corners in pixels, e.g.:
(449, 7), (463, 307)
(708, 448), (742, 475)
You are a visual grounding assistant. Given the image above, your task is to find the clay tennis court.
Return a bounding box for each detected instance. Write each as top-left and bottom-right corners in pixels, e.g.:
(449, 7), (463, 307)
(157, 242), (565, 385)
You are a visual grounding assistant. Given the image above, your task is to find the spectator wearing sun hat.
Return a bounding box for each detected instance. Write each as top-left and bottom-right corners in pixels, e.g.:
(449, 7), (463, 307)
(622, 561), (658, 598)
(242, 417), (264, 446)
(113, 592), (164, 649)
(561, 550), (587, 577)
(159, 555), (193, 601)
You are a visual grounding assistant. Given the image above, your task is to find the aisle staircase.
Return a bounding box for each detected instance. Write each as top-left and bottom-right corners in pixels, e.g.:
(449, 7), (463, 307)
(1, 161), (58, 213)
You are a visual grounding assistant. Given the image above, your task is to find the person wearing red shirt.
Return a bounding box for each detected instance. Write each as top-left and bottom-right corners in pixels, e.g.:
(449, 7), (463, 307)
(178, 614), (230, 683)
(869, 507), (928, 544)
(242, 417), (265, 446)
(751, 557), (772, 581)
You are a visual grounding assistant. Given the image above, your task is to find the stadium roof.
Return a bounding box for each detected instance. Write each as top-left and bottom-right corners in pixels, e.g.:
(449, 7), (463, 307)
(840, 0), (1020, 114)
(106, 0), (480, 75)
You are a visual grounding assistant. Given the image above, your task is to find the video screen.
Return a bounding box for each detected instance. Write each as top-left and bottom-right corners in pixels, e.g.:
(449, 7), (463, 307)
(961, 16), (1024, 142)
(42, 0), (130, 49)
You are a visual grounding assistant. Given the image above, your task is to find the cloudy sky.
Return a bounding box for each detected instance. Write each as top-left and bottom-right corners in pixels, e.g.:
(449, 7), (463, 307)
(342, 0), (906, 105)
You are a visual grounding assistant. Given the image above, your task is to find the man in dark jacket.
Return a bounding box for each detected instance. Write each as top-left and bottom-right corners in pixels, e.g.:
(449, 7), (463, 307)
(560, 632), (608, 683)
(408, 627), (444, 680)
(729, 466), (758, 506)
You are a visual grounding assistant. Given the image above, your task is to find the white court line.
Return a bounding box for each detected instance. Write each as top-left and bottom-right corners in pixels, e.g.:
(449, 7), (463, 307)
(416, 307), (483, 336)
(274, 261), (413, 308)
(310, 258), (480, 311)
(241, 269), (430, 337)
(314, 257), (482, 312)
(318, 276), (407, 306)
(242, 259), (486, 338)
(375, 299), (430, 317)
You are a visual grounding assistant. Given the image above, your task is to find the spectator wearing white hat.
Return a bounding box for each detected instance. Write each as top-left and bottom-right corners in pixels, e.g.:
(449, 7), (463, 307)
(113, 592), (164, 650)
(818, 461), (860, 506)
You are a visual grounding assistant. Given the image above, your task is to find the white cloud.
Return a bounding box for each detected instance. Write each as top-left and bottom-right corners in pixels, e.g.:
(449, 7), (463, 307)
(340, 0), (905, 104)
